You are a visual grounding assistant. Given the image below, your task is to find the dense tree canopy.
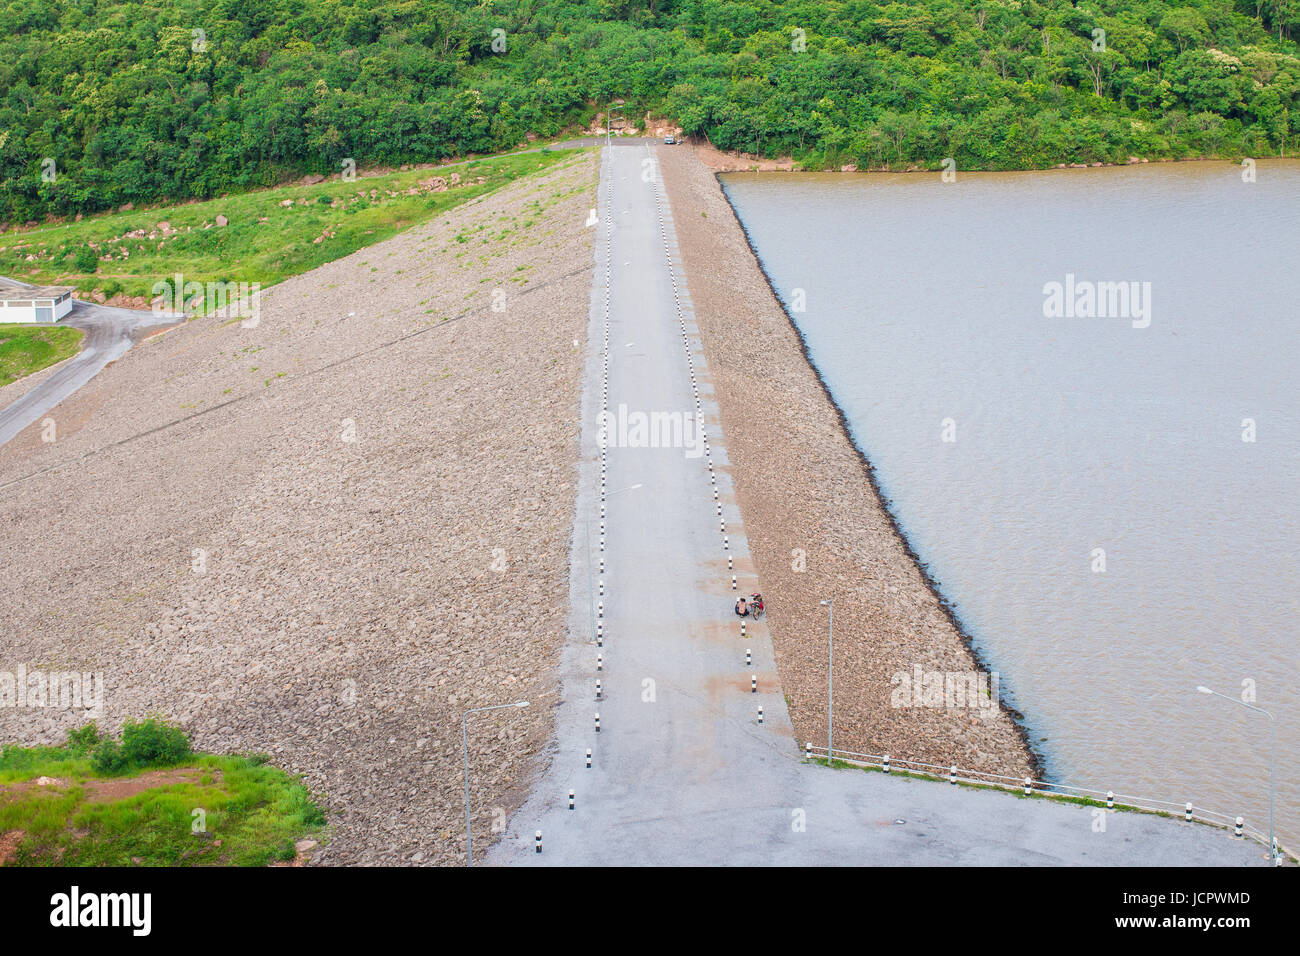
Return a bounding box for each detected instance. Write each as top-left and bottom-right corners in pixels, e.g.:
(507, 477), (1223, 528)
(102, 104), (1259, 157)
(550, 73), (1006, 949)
(2, 0), (1297, 221)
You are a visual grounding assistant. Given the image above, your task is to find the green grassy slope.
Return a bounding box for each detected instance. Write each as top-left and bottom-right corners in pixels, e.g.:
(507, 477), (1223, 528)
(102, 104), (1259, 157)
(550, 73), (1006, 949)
(0, 149), (578, 303)
(0, 325), (84, 387)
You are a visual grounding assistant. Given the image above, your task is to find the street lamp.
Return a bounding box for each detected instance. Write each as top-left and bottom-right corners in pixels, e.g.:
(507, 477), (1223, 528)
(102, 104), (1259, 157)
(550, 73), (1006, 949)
(584, 483), (643, 643)
(1195, 685), (1279, 865)
(821, 599), (833, 765)
(462, 700), (529, 866)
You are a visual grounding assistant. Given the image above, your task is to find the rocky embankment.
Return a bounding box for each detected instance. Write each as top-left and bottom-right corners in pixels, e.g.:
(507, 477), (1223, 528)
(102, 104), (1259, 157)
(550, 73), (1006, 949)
(0, 150), (597, 864)
(657, 144), (1036, 779)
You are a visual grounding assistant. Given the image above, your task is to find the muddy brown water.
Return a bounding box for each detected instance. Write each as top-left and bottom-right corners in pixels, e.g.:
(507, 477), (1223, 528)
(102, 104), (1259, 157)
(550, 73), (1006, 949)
(721, 161), (1300, 847)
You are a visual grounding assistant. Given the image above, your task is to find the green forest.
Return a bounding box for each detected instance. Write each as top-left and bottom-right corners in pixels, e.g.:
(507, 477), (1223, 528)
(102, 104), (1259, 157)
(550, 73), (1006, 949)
(2, 0), (1298, 222)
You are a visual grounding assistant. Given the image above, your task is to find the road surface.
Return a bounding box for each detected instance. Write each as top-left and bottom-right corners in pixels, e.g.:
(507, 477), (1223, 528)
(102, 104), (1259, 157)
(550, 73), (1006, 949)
(0, 280), (179, 449)
(484, 143), (1269, 866)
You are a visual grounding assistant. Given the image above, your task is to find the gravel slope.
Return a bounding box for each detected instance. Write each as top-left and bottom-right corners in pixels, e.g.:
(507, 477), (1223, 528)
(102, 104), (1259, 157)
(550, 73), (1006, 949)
(0, 150), (597, 865)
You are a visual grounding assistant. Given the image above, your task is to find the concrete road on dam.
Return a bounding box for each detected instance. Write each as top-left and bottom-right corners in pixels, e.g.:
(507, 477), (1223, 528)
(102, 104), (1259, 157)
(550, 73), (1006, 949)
(485, 143), (1269, 866)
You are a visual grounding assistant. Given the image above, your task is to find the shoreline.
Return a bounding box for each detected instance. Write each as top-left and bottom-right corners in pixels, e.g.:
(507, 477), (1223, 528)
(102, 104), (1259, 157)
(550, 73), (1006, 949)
(687, 136), (1286, 175)
(658, 142), (1039, 780)
(714, 172), (1044, 779)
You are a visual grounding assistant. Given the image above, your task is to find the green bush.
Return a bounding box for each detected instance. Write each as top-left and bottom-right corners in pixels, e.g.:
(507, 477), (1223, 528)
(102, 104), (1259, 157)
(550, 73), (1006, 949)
(89, 739), (127, 774)
(121, 717), (191, 767)
(65, 723), (101, 754)
(89, 718), (191, 774)
(73, 246), (98, 273)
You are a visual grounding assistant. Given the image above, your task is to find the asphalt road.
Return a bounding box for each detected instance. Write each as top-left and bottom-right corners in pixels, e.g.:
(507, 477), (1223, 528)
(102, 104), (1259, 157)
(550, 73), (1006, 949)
(0, 281), (179, 449)
(484, 144), (1272, 867)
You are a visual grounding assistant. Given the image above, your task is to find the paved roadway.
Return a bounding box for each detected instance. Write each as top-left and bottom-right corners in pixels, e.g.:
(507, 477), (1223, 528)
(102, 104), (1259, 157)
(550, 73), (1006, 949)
(485, 143), (1269, 866)
(0, 278), (179, 448)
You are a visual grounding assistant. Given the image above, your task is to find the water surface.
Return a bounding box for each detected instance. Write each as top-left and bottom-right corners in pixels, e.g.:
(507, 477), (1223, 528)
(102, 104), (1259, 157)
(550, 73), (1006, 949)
(722, 162), (1299, 847)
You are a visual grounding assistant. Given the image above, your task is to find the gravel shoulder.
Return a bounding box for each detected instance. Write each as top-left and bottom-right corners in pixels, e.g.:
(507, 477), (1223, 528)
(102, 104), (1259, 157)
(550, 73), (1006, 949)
(657, 143), (1036, 779)
(0, 150), (598, 864)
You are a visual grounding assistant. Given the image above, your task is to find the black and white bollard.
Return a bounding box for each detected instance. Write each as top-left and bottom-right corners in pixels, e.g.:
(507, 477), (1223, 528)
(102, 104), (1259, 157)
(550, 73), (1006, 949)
(727, 556), (733, 570)
(594, 712), (600, 733)
(1185, 802), (1193, 822)
(1106, 791), (1115, 809)
(585, 748), (592, 769)
(723, 537), (729, 550)
(1024, 777), (1032, 796)
(949, 766), (957, 785)
(596, 654), (603, 671)
(806, 741), (812, 761)
(535, 831), (542, 854)
(745, 648), (752, 667)
(740, 621), (746, 637)
(1234, 816), (1244, 838)
(751, 675), (757, 693)
(595, 680), (602, 700)
(569, 789), (575, 811)
(731, 575), (737, 590)
(883, 754), (890, 774)
(757, 705), (764, 724)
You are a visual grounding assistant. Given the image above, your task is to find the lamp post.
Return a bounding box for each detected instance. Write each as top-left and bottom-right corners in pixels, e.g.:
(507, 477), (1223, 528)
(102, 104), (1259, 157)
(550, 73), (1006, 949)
(821, 599), (833, 765)
(606, 100), (625, 145)
(1196, 685), (1279, 865)
(462, 700), (529, 866)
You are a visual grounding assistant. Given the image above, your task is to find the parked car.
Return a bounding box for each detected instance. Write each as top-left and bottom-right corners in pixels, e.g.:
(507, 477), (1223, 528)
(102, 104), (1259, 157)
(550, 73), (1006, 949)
(664, 136), (677, 145)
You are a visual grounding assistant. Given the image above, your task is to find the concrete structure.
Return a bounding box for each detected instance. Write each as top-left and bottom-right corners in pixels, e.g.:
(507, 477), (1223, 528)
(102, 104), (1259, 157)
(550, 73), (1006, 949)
(0, 284), (75, 323)
(487, 143), (1273, 867)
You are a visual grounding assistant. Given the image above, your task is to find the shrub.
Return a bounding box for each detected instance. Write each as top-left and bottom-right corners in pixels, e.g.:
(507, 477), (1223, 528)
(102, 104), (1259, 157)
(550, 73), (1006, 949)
(65, 723), (101, 754)
(88, 717), (190, 774)
(90, 739), (128, 774)
(120, 717), (191, 767)
(73, 246), (98, 273)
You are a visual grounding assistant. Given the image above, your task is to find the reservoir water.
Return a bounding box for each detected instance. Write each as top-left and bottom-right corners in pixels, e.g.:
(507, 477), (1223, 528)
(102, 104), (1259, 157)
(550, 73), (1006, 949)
(721, 161), (1299, 848)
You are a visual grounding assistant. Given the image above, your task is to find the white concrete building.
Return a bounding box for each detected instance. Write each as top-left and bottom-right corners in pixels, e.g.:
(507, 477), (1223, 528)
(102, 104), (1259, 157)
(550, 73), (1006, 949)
(0, 284), (75, 324)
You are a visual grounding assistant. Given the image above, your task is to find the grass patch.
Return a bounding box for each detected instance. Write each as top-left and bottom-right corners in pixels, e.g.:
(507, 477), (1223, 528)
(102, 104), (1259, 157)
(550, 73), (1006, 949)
(0, 721), (324, 867)
(0, 150), (584, 305)
(0, 325), (83, 387)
